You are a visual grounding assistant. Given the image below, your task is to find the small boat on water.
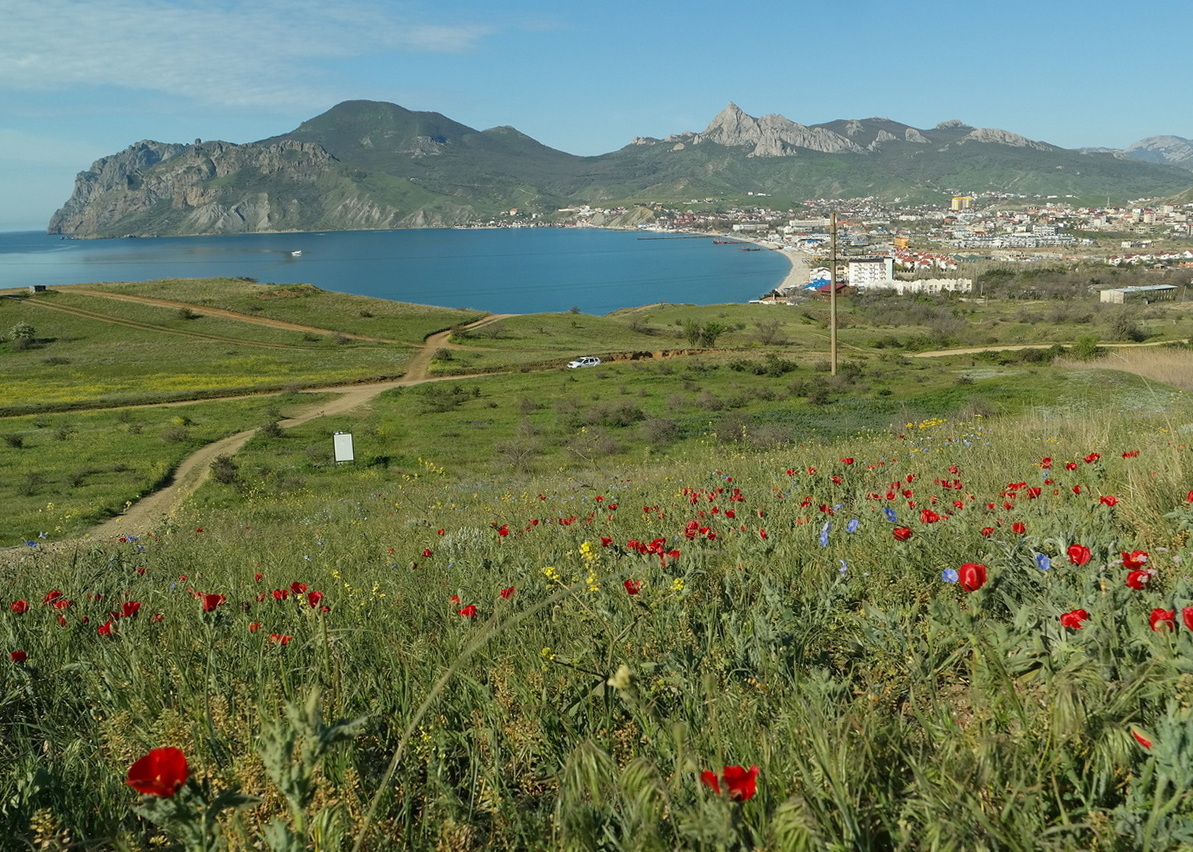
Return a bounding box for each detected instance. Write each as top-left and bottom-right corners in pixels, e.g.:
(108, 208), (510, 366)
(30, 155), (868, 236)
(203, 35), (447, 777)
(712, 239), (738, 245)
(289, 250), (302, 257)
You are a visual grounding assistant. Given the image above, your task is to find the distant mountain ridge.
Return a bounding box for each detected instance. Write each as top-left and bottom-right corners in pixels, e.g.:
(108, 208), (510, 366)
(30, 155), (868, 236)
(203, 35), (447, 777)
(48, 100), (1193, 238)
(1122, 136), (1193, 170)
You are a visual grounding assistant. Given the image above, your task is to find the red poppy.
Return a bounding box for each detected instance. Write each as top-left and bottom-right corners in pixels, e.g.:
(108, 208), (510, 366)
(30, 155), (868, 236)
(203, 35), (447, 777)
(97, 620), (117, 636)
(307, 590), (324, 608)
(980, 527), (995, 538)
(1183, 607), (1193, 631)
(1149, 608), (1176, 632)
(892, 527), (913, 541)
(840, 457), (854, 465)
(272, 589), (289, 600)
(1067, 544), (1092, 566)
(624, 579), (642, 595)
(269, 633), (293, 645)
(1040, 457), (1052, 469)
(1099, 495), (1118, 507)
(958, 563), (987, 593)
(121, 601), (141, 618)
(1125, 570), (1151, 590)
(920, 509), (940, 524)
(10, 650), (26, 663)
(1060, 609), (1090, 629)
(700, 765), (759, 802)
(200, 594), (225, 612)
(758, 529), (767, 540)
(290, 582), (307, 594)
(10, 600), (28, 613)
(499, 586), (515, 600)
(1084, 452), (1101, 464)
(421, 549), (433, 558)
(126, 747), (189, 797)
(1131, 729), (1152, 749)
(1122, 550), (1149, 571)
(1012, 522), (1026, 534)
(248, 622), (262, 633)
(458, 604), (478, 619)
(254, 572), (263, 582)
(43, 590), (63, 604)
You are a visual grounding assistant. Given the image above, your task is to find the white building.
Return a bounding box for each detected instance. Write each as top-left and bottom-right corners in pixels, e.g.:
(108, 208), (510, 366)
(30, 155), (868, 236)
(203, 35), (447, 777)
(848, 257), (895, 287)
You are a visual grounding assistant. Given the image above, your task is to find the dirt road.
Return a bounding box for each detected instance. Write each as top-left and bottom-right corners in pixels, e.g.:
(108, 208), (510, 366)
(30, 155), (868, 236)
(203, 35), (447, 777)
(30, 324), (483, 550)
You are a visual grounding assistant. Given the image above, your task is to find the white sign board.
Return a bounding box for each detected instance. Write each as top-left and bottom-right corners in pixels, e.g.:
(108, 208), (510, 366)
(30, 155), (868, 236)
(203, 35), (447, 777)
(333, 432), (355, 463)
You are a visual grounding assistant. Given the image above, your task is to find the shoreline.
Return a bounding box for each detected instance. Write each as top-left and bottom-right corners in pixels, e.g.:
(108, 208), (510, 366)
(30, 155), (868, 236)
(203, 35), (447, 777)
(729, 235), (810, 296)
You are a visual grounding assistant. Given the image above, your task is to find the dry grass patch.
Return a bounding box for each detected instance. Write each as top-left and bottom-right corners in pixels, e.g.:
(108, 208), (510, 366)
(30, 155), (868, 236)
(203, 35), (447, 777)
(1060, 346), (1193, 392)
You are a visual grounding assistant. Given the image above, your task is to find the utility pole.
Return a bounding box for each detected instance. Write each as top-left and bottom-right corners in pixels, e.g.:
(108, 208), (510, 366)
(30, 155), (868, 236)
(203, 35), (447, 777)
(829, 211), (838, 376)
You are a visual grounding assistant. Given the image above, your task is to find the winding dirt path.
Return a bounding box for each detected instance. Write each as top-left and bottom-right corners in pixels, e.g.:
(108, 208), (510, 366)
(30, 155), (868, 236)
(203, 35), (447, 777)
(9, 315), (1182, 555)
(13, 324), (488, 553)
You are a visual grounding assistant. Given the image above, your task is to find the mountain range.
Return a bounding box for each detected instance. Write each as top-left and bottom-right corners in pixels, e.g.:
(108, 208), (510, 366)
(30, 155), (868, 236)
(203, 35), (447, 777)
(48, 100), (1193, 238)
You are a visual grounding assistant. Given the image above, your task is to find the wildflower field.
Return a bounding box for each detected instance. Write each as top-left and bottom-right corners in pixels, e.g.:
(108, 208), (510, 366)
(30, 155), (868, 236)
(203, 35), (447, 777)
(4, 405), (1193, 850)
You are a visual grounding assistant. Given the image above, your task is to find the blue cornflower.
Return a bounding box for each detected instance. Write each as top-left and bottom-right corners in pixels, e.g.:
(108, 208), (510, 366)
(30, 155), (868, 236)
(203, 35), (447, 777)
(883, 507), (898, 523)
(1035, 553), (1051, 572)
(819, 522), (831, 547)
(941, 568), (959, 583)
(846, 518), (859, 533)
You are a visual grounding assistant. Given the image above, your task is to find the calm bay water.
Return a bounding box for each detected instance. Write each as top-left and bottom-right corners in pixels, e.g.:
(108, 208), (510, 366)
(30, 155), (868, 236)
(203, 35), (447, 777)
(0, 228), (789, 315)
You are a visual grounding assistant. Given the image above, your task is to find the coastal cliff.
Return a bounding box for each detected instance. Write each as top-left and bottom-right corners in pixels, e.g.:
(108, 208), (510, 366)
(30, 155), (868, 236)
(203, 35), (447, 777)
(47, 138), (420, 237)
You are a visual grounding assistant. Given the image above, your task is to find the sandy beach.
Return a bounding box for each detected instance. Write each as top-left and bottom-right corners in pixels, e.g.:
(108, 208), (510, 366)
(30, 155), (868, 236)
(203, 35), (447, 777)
(733, 235), (811, 295)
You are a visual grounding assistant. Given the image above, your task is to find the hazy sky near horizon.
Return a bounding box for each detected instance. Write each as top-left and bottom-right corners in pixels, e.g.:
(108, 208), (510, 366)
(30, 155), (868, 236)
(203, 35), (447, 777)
(2, 0), (1190, 230)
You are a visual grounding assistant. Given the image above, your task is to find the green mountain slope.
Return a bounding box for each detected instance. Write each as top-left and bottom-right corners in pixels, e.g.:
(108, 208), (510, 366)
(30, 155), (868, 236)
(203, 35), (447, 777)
(48, 101), (1193, 237)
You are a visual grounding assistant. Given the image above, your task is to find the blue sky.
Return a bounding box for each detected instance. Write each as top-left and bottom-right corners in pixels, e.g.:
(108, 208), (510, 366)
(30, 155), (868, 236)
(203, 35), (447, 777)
(2, 0), (1190, 230)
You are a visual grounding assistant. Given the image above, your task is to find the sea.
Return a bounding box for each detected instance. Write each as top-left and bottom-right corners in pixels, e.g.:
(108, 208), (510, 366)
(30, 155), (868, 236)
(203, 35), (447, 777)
(0, 228), (790, 315)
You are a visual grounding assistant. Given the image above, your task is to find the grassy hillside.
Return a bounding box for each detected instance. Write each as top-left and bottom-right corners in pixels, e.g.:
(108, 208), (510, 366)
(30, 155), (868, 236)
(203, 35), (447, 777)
(3, 279), (1193, 849)
(3, 406), (1193, 849)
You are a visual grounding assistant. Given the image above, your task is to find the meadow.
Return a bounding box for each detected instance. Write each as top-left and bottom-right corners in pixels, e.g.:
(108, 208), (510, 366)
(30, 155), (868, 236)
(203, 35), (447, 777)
(2, 277), (1193, 850)
(4, 409), (1193, 850)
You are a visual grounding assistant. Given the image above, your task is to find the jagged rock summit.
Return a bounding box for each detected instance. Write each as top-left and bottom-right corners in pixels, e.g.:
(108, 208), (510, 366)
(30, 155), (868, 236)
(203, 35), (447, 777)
(687, 102), (865, 156)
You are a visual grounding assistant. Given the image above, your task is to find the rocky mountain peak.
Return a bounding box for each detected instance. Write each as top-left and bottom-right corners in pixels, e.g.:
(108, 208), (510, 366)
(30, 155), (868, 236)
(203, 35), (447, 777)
(959, 128), (1053, 151)
(1123, 135), (1193, 169)
(692, 103), (864, 157)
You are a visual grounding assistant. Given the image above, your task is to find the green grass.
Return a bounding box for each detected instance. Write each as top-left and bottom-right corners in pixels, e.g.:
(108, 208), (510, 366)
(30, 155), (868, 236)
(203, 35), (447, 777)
(0, 394), (332, 542)
(3, 407), (1193, 849)
(4, 278), (1193, 848)
(0, 291), (418, 413)
(77, 278), (487, 342)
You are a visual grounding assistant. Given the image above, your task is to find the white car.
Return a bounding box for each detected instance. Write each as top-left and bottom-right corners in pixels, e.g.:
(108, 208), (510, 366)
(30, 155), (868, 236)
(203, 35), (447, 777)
(567, 356), (601, 369)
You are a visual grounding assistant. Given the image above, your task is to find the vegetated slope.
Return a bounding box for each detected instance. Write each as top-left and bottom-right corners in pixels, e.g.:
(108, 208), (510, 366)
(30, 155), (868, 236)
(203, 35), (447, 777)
(48, 102), (1193, 238)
